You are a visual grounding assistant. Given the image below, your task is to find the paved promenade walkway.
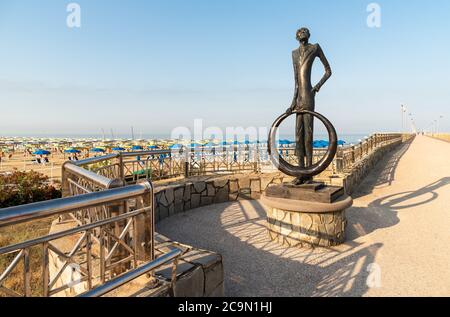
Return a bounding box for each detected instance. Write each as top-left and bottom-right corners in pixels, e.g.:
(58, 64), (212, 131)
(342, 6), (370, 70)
(157, 136), (450, 296)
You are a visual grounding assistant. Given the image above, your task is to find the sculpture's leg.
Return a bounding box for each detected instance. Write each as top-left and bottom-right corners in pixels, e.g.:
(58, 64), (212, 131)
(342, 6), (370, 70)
(303, 113), (314, 184)
(295, 113), (305, 168)
(304, 113), (314, 167)
(293, 113), (307, 185)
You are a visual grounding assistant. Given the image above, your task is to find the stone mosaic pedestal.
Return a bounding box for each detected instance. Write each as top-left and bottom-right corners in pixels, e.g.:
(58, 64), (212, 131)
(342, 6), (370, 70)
(261, 190), (353, 248)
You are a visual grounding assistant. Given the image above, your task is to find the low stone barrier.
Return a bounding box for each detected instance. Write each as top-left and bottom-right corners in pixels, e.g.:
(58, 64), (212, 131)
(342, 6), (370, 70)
(261, 194), (353, 247)
(153, 234), (224, 297)
(334, 138), (411, 195)
(154, 172), (295, 223)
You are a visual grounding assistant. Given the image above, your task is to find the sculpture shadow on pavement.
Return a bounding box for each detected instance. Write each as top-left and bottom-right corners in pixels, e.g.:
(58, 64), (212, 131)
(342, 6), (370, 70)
(353, 140), (413, 198)
(157, 199), (383, 297)
(346, 137), (449, 241)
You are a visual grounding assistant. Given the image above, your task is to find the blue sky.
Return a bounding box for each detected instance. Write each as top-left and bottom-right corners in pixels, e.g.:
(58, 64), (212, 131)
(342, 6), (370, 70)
(0, 0), (449, 137)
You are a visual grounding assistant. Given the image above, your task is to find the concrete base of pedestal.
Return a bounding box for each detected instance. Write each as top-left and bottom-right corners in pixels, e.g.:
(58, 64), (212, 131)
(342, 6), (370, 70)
(261, 191), (353, 248)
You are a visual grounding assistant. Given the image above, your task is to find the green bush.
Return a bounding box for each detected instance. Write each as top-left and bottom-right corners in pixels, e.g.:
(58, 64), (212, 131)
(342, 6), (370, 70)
(0, 170), (61, 208)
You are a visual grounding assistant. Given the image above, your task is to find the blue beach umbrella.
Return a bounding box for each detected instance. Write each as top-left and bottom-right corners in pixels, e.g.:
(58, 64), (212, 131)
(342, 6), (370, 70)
(90, 147), (105, 153)
(337, 140), (346, 146)
(221, 141), (230, 146)
(204, 142), (218, 147)
(319, 140), (329, 147)
(279, 139), (293, 146)
(169, 144), (183, 150)
(313, 141), (328, 148)
(33, 149), (51, 155)
(190, 142), (201, 148)
(132, 145), (144, 151)
(112, 147), (126, 151)
(64, 148), (81, 154)
(147, 145), (158, 150)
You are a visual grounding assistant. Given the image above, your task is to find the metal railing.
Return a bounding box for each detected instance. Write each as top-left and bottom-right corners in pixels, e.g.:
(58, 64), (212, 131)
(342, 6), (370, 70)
(78, 247), (182, 297)
(334, 133), (414, 173)
(0, 181), (166, 297)
(60, 133), (412, 187)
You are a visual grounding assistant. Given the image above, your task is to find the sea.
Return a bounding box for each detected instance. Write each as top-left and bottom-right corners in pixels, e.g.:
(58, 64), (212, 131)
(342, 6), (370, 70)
(1, 133), (371, 146)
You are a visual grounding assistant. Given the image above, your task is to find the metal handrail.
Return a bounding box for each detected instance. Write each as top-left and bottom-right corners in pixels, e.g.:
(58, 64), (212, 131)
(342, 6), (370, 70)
(63, 162), (122, 189)
(0, 182), (152, 227)
(73, 154), (119, 167)
(78, 248), (182, 297)
(0, 207), (148, 255)
(121, 149), (172, 157)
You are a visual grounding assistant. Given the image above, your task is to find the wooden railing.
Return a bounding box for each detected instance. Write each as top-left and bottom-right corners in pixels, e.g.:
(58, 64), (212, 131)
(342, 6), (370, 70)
(60, 133), (414, 185)
(334, 133), (414, 174)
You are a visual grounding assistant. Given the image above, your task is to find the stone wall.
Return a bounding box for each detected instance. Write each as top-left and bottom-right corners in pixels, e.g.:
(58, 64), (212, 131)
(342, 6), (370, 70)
(266, 207), (347, 248)
(154, 172), (294, 223)
(153, 234), (224, 297)
(333, 138), (411, 195)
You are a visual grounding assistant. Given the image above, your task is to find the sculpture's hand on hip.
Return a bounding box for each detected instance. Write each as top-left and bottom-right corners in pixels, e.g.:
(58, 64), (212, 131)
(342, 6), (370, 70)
(312, 86), (320, 96)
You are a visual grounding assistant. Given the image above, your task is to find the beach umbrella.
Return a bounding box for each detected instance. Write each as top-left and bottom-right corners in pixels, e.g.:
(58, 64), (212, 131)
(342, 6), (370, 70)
(64, 148), (81, 154)
(279, 139), (293, 145)
(190, 142), (201, 148)
(337, 140), (346, 146)
(169, 144), (183, 150)
(204, 142), (218, 147)
(90, 147), (105, 153)
(313, 141), (328, 148)
(112, 147), (126, 151)
(147, 145), (158, 150)
(316, 140), (329, 147)
(221, 141), (230, 146)
(33, 149), (51, 155)
(132, 145), (144, 151)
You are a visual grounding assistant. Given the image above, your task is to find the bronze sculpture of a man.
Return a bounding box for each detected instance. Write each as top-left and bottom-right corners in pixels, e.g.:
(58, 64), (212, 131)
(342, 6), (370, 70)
(287, 27), (332, 185)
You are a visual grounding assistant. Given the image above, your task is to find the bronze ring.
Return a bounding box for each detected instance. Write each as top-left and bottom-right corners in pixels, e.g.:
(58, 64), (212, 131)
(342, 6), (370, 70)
(268, 110), (338, 178)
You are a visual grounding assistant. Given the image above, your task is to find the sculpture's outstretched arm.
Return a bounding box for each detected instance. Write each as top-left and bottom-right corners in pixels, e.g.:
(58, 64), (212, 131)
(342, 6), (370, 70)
(313, 45), (332, 93)
(288, 52), (299, 113)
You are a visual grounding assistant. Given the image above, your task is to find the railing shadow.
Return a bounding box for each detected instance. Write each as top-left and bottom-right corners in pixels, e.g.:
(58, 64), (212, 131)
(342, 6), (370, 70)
(157, 199), (383, 297)
(352, 139), (413, 199)
(369, 177), (450, 211)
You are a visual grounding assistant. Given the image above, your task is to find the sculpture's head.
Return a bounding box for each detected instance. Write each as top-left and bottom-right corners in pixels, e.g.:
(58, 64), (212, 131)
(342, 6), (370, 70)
(296, 27), (310, 43)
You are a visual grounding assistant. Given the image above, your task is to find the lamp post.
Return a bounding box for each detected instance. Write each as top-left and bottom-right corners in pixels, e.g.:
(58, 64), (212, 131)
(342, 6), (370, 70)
(400, 105), (406, 133)
(437, 115), (444, 134)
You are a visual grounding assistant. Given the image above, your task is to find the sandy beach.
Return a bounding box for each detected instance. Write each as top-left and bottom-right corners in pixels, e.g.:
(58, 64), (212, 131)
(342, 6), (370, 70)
(0, 151), (72, 182)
